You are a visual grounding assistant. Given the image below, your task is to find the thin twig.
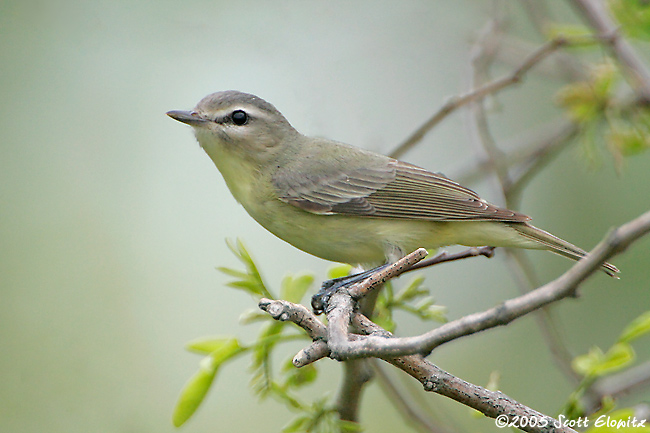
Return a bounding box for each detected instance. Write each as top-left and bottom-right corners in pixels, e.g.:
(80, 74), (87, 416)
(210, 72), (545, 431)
(504, 122), (579, 207)
(454, 117), (578, 186)
(406, 246), (495, 272)
(590, 360), (650, 410)
(389, 34), (606, 159)
(467, 19), (512, 203)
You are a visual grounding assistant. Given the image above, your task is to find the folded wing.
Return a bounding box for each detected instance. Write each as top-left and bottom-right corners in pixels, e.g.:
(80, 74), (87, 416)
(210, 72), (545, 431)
(273, 157), (529, 222)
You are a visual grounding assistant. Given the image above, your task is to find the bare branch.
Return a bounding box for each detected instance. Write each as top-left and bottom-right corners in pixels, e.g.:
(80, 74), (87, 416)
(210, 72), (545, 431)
(453, 119), (577, 201)
(406, 246), (495, 272)
(293, 340), (329, 367)
(255, 205), (650, 432)
(467, 19), (512, 203)
(326, 291), (356, 361)
(258, 298), (326, 339)
(585, 360), (650, 413)
(389, 34), (606, 159)
(260, 299), (577, 433)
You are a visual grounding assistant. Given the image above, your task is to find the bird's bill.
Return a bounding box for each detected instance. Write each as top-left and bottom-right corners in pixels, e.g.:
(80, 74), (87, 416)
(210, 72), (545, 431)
(166, 110), (208, 126)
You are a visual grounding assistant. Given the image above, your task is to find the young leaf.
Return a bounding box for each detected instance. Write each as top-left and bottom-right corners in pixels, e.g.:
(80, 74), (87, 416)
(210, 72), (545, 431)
(572, 343), (635, 377)
(584, 408), (650, 433)
(394, 276), (427, 303)
(220, 239), (272, 299)
(609, 0), (650, 40)
(545, 24), (593, 40)
(186, 336), (244, 355)
(172, 360), (219, 427)
(280, 273), (314, 304)
(618, 310), (650, 343)
(282, 358), (318, 388)
(172, 338), (244, 426)
(239, 308), (272, 324)
(327, 263), (353, 279)
(283, 415), (311, 432)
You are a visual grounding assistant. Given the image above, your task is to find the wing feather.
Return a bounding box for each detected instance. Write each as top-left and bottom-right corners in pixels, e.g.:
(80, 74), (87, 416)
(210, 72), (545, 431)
(273, 155), (530, 222)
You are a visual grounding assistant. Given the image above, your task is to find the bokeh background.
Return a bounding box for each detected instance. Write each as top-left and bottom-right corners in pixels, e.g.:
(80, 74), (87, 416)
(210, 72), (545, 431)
(2, 1), (649, 432)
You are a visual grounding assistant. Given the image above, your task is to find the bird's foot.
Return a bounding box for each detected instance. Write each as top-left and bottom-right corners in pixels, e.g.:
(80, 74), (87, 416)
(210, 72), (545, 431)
(311, 265), (388, 314)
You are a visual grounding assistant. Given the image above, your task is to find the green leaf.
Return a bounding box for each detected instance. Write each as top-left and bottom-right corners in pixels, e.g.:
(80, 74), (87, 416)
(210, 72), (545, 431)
(612, 127), (650, 156)
(338, 419), (364, 432)
(572, 343), (635, 377)
(545, 23), (594, 40)
(419, 304), (448, 323)
(280, 273), (314, 303)
(609, 0), (650, 40)
(249, 321), (286, 395)
(172, 360), (218, 427)
(269, 381), (305, 410)
(185, 336), (244, 355)
(394, 276), (427, 302)
(217, 266), (249, 279)
(282, 358), (318, 388)
(585, 408), (650, 433)
(618, 310), (650, 343)
(172, 338), (244, 426)
(327, 263), (353, 279)
(219, 239), (272, 299)
(591, 61), (618, 100)
(556, 62), (618, 124)
(239, 308), (272, 324)
(283, 415), (311, 432)
(556, 82), (603, 122)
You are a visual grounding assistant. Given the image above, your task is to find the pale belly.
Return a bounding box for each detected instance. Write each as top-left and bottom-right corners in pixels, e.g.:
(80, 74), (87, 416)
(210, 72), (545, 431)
(244, 197), (539, 266)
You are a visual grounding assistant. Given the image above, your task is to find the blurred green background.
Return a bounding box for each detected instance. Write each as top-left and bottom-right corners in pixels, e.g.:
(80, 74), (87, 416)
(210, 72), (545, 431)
(2, 1), (649, 432)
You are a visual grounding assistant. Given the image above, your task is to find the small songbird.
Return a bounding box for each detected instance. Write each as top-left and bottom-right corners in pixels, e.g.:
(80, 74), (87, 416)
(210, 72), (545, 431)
(168, 91), (618, 310)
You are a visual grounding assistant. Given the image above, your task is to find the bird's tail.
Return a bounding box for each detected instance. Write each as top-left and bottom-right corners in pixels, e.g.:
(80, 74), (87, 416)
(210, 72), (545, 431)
(509, 222), (619, 277)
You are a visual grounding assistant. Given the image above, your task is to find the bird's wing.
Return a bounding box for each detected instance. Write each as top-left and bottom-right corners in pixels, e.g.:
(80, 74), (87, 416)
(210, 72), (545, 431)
(273, 154), (529, 222)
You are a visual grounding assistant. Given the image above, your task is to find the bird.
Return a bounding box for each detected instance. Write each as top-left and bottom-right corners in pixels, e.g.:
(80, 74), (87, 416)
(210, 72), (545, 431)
(167, 90), (618, 312)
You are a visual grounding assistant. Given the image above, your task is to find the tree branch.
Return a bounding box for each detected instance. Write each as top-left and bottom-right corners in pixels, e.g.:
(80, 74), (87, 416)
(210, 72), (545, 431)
(585, 360), (650, 413)
(259, 297), (578, 433)
(389, 33), (608, 160)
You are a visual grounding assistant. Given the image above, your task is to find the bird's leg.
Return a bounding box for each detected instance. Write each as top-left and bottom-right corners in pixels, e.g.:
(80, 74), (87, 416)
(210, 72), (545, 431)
(310, 246), (497, 314)
(311, 264), (389, 315)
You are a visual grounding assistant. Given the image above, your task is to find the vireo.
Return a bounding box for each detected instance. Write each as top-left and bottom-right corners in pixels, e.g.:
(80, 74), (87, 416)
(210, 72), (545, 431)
(168, 91), (618, 309)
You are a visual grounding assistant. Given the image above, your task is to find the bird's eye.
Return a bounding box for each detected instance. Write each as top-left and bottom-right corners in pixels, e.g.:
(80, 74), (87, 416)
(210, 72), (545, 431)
(231, 110), (248, 125)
